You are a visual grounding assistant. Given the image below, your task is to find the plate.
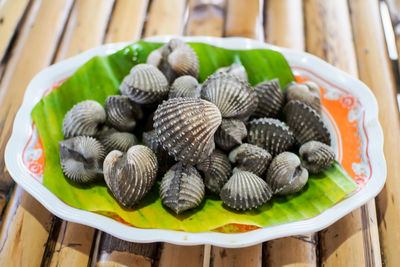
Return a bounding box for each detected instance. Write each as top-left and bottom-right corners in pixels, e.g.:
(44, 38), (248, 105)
(5, 36), (386, 247)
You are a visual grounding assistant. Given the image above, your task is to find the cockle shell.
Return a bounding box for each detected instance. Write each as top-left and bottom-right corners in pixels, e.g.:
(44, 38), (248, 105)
(62, 100), (105, 138)
(153, 97), (222, 165)
(59, 136), (105, 183)
(254, 79), (285, 118)
(168, 75), (199, 98)
(285, 81), (321, 113)
(247, 118), (295, 156)
(142, 130), (176, 172)
(214, 119), (247, 151)
(229, 143), (272, 177)
(119, 63), (169, 104)
(220, 170), (273, 210)
(160, 162), (205, 214)
(103, 145), (158, 208)
(200, 72), (258, 119)
(216, 63), (248, 81)
(197, 150), (232, 194)
(97, 127), (138, 153)
(104, 95), (142, 132)
(266, 152), (308, 195)
(299, 141), (335, 173)
(284, 100), (331, 145)
(147, 39), (199, 83)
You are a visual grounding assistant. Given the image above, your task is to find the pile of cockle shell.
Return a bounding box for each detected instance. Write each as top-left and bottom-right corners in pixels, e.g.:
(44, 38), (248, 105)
(59, 39), (335, 214)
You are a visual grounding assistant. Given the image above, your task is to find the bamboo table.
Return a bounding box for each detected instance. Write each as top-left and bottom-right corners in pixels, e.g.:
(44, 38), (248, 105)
(0, 0), (399, 266)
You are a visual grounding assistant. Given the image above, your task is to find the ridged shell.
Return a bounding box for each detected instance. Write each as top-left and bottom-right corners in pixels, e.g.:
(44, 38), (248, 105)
(103, 145), (158, 208)
(214, 119), (247, 151)
(220, 170), (273, 210)
(104, 95), (142, 132)
(200, 72), (258, 119)
(168, 75), (199, 98)
(62, 100), (105, 138)
(285, 81), (321, 113)
(97, 128), (138, 153)
(229, 143), (272, 177)
(59, 136), (105, 183)
(247, 118), (295, 156)
(142, 130), (176, 172)
(216, 63), (248, 81)
(266, 152), (308, 195)
(284, 100), (331, 145)
(160, 162), (205, 214)
(254, 79), (285, 118)
(147, 39), (199, 83)
(153, 97), (222, 165)
(299, 141), (335, 173)
(119, 64), (169, 104)
(197, 150), (232, 194)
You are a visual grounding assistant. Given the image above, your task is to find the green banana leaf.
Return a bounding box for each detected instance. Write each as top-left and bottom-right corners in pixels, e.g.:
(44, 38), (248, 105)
(31, 41), (358, 233)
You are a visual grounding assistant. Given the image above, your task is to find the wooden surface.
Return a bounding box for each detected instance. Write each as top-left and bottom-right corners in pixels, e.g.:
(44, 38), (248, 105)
(0, 0), (399, 266)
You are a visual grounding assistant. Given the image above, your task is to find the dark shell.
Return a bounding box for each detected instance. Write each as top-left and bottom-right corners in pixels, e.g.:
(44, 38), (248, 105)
(168, 75), (199, 98)
(247, 118), (295, 156)
(142, 130), (176, 172)
(97, 127), (138, 153)
(266, 152), (308, 195)
(160, 162), (205, 214)
(197, 150), (232, 194)
(254, 79), (285, 118)
(220, 170), (273, 210)
(215, 63), (248, 81)
(153, 98), (222, 165)
(299, 141), (335, 173)
(285, 81), (321, 113)
(59, 136), (105, 183)
(284, 100), (331, 145)
(62, 100), (105, 138)
(103, 145), (158, 208)
(229, 143), (272, 177)
(104, 95), (142, 131)
(119, 63), (169, 104)
(200, 72), (258, 119)
(214, 119), (247, 151)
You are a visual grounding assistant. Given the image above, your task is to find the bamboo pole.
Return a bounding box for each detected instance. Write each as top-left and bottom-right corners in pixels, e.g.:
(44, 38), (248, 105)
(212, 245), (262, 267)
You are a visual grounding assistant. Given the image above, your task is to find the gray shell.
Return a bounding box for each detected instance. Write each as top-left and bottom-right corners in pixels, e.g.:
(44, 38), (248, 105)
(147, 39), (199, 83)
(266, 152), (308, 195)
(119, 64), (169, 104)
(284, 100), (331, 145)
(285, 81), (321, 113)
(254, 79), (285, 118)
(215, 63), (248, 81)
(247, 118), (295, 156)
(299, 141), (335, 173)
(229, 143), (272, 177)
(62, 100), (105, 138)
(104, 95), (142, 132)
(153, 97), (222, 165)
(214, 119), (247, 151)
(197, 150), (232, 194)
(59, 136), (105, 183)
(200, 72), (258, 119)
(103, 145), (158, 208)
(160, 162), (205, 214)
(97, 127), (138, 153)
(142, 130), (176, 172)
(220, 170), (273, 210)
(168, 75), (199, 99)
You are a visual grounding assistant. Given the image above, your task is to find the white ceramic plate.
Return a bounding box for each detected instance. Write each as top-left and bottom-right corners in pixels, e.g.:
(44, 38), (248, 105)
(5, 36), (386, 247)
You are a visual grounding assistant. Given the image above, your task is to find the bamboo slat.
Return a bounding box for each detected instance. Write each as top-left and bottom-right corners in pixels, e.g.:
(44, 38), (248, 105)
(224, 0), (262, 39)
(349, 0), (400, 265)
(158, 244), (204, 267)
(211, 245), (262, 267)
(0, 0), (30, 61)
(185, 0), (225, 37)
(105, 0), (149, 43)
(143, 0), (187, 37)
(304, 0), (381, 266)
